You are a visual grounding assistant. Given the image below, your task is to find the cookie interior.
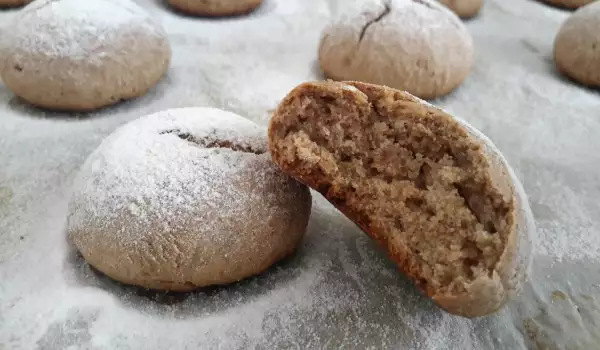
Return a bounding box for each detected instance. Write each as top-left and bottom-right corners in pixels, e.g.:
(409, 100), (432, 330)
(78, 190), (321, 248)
(269, 82), (514, 295)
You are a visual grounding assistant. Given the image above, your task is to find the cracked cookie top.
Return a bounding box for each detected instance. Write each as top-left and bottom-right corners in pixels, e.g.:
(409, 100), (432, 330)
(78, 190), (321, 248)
(318, 0), (473, 99)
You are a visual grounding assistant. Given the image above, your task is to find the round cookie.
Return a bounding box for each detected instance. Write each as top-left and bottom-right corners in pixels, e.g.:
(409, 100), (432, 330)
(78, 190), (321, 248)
(318, 0), (474, 100)
(438, 0), (483, 18)
(540, 0), (595, 9)
(0, 0), (171, 112)
(0, 0), (32, 8)
(268, 81), (536, 317)
(168, 0), (263, 17)
(68, 107), (312, 291)
(554, 1), (600, 87)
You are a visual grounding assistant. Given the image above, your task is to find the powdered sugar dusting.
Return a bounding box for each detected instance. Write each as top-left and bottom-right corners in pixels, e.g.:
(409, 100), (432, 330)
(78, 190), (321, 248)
(3, 0), (166, 60)
(68, 107), (267, 232)
(66, 107), (312, 291)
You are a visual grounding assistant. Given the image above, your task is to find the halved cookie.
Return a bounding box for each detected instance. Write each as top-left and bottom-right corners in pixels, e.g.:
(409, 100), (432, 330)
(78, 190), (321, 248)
(268, 81), (535, 318)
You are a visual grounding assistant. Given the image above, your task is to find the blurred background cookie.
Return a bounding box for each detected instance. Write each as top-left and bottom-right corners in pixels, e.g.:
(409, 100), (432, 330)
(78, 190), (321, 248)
(168, 0), (263, 17)
(554, 1), (600, 87)
(318, 0), (474, 100)
(0, 0), (171, 112)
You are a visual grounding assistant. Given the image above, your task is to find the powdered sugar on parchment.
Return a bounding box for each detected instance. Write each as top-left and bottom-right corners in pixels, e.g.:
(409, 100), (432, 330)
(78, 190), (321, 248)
(1, 0), (600, 349)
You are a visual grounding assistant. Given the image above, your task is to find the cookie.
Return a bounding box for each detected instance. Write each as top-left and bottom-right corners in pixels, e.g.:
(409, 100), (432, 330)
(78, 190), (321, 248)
(68, 107), (312, 291)
(168, 0), (263, 17)
(0, 0), (32, 8)
(540, 0), (595, 9)
(0, 0), (171, 112)
(438, 0), (483, 18)
(318, 0), (474, 100)
(268, 81), (536, 317)
(554, 1), (600, 87)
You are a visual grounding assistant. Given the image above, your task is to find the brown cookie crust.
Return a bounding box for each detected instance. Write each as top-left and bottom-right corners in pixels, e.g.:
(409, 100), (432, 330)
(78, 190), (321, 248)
(0, 0), (32, 7)
(168, 0), (263, 17)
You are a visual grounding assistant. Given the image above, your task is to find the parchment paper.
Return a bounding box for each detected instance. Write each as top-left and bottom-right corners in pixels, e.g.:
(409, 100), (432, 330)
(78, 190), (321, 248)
(1, 0), (599, 348)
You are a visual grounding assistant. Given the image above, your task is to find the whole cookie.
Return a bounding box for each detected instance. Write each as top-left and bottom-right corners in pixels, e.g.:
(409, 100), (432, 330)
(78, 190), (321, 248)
(168, 0), (263, 17)
(318, 0), (474, 100)
(0, 0), (32, 8)
(438, 0), (483, 18)
(68, 108), (312, 291)
(269, 81), (535, 317)
(554, 1), (600, 87)
(540, 0), (595, 9)
(0, 0), (171, 112)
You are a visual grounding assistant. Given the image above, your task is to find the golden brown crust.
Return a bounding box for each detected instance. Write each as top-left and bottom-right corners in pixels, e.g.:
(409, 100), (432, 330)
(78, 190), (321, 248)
(0, 0), (171, 112)
(268, 81), (535, 318)
(167, 0), (263, 17)
(317, 0), (474, 100)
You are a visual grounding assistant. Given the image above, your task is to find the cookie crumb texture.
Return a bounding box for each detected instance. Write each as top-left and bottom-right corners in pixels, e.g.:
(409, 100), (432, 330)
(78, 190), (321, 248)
(318, 0), (474, 100)
(269, 81), (517, 317)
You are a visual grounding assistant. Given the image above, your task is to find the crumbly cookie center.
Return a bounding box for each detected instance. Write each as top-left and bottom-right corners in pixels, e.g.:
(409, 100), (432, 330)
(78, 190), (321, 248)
(272, 85), (513, 294)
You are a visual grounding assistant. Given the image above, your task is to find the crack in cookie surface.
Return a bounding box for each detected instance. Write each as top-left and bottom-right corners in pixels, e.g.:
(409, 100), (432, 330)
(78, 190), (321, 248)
(160, 129), (265, 154)
(412, 0), (436, 9)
